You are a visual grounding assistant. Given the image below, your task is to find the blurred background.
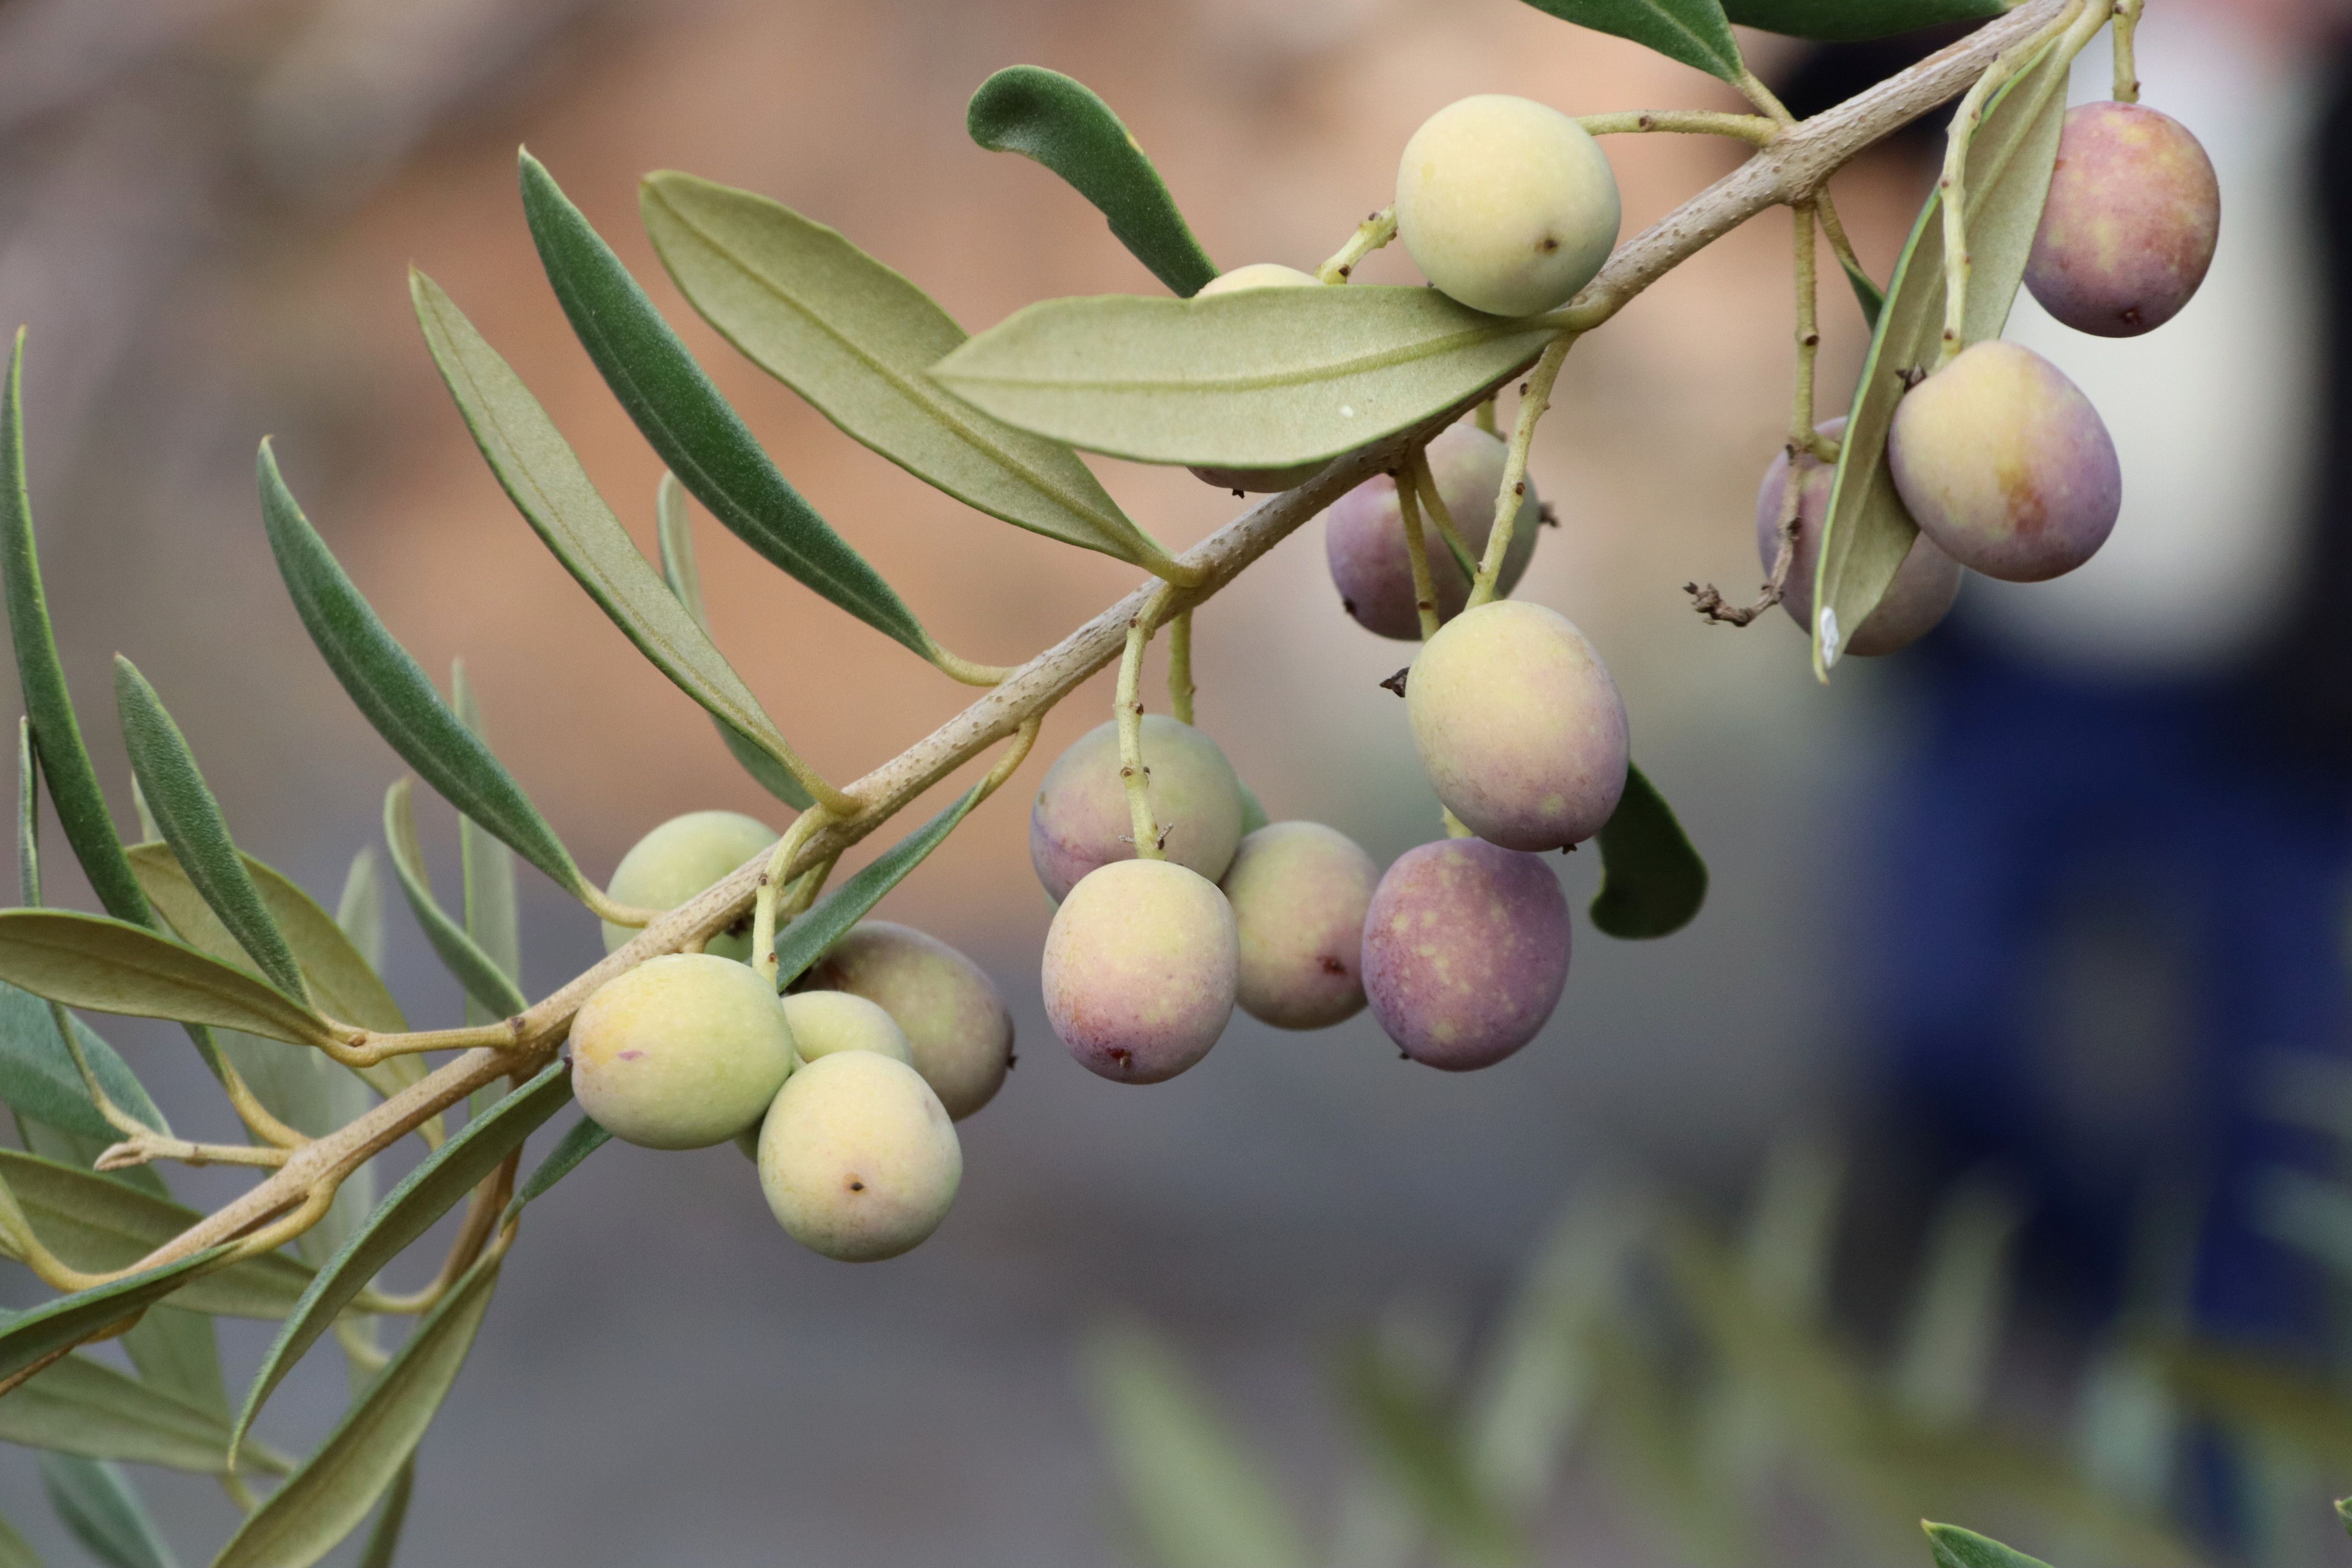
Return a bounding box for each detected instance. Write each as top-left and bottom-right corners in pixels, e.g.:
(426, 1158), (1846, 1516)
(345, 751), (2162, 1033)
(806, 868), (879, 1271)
(0, 0), (2346, 1562)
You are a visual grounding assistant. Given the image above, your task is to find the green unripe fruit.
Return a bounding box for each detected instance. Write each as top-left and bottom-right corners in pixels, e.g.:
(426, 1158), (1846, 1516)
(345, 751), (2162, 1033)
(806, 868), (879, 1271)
(781, 990), (912, 1065)
(1189, 264), (1329, 494)
(1221, 821), (1377, 1030)
(601, 810), (777, 962)
(758, 1051), (961, 1262)
(1042, 858), (1237, 1083)
(1030, 715), (1247, 902)
(1237, 781), (1270, 837)
(1396, 95), (1620, 317)
(799, 922), (1015, 1120)
(570, 953), (796, 1149)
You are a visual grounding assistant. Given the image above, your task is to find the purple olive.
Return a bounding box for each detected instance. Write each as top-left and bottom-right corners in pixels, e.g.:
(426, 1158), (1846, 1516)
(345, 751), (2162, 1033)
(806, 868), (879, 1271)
(1362, 837), (1569, 1071)
(2024, 102), (2220, 339)
(1323, 424), (1542, 640)
(1029, 715), (1245, 903)
(1755, 416), (1960, 656)
(1221, 821), (1378, 1030)
(1042, 859), (1237, 1084)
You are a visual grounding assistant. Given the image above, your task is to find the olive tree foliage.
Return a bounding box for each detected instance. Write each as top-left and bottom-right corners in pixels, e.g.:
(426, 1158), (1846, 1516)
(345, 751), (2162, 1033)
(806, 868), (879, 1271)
(0, 0), (2250, 1559)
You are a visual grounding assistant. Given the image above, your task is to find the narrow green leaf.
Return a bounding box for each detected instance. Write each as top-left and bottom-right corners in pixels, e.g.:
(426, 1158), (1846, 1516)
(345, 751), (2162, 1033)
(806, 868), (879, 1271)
(2153, 1342), (2352, 1468)
(330, 845), (432, 1118)
(1892, 1174), (2025, 1428)
(449, 663), (521, 1031)
(498, 1114), (609, 1229)
(1839, 253), (1886, 330)
(215, 1252), (504, 1568)
(112, 660), (306, 999)
(355, 1461), (415, 1568)
(18, 719), (38, 904)
(2336, 1495), (2350, 1540)
(119, 1306), (227, 1425)
(0, 1507), (40, 1568)
(0, 984), (166, 1144)
(641, 171), (1170, 569)
(524, 154), (936, 658)
(965, 67), (1218, 296)
(0, 1336), (237, 1472)
(654, 478), (815, 810)
(229, 1061), (569, 1463)
(1924, 1523), (2055, 1568)
(1, 334), (151, 928)
(40, 1455), (176, 1568)
(1812, 37), (2069, 678)
(1514, 0), (1744, 80)
(1082, 1321), (1310, 1568)
(769, 781), (986, 989)
(336, 848), (386, 973)
(1722, 0), (2014, 41)
(411, 270), (828, 803)
(0, 911), (333, 1048)
(13, 1119), (164, 1201)
(0, 1249), (233, 1386)
(380, 781), (527, 1020)
(256, 442), (585, 895)
(1589, 761), (1708, 939)
(0, 1152), (312, 1317)
(1338, 1337), (1522, 1568)
(933, 286), (1554, 469)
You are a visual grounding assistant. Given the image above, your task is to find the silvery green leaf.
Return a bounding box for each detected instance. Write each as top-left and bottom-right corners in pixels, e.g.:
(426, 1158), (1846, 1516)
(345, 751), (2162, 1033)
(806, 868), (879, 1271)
(381, 780), (526, 1020)
(0, 1249), (234, 1387)
(0, 985), (165, 1144)
(0, 911), (334, 1049)
(1813, 36), (2070, 678)
(1722, 0), (2013, 40)
(654, 478), (815, 810)
(40, 1455), (176, 1568)
(965, 67), (1218, 297)
(411, 270), (830, 801)
(641, 171), (1173, 569)
(355, 1461), (414, 1568)
(214, 1252), (504, 1568)
(1512, 0), (1744, 83)
(1924, 1523), (2056, 1568)
(1338, 1335), (1522, 1568)
(0, 1333), (237, 1472)
(1589, 762), (1707, 939)
(336, 848), (386, 973)
(257, 441), (586, 896)
(230, 1060), (569, 1464)
(119, 1305), (228, 1425)
(0, 1507), (39, 1568)
(933, 287), (1554, 469)
(450, 663), (521, 1029)
(13, 1118), (165, 1204)
(130, 847), (401, 1034)
(498, 1113), (609, 1229)
(768, 780), (987, 988)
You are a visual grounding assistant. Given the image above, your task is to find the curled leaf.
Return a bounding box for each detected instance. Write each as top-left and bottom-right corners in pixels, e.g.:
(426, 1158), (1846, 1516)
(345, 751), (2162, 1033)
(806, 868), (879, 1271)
(381, 780), (527, 1020)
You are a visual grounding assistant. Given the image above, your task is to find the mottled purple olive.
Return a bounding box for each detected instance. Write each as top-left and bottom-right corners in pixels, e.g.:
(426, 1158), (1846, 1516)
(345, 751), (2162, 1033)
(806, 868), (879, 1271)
(1755, 417), (1960, 657)
(601, 810), (777, 962)
(758, 1052), (961, 1262)
(1362, 838), (1570, 1071)
(1406, 600), (1627, 851)
(1221, 821), (1379, 1030)
(2024, 102), (2219, 339)
(1041, 858), (1238, 1084)
(1396, 95), (1620, 317)
(571, 953), (796, 1149)
(1887, 340), (2122, 583)
(1189, 264), (1329, 493)
(799, 922), (1015, 1120)
(781, 990), (912, 1066)
(1029, 715), (1246, 903)
(1324, 423), (1542, 641)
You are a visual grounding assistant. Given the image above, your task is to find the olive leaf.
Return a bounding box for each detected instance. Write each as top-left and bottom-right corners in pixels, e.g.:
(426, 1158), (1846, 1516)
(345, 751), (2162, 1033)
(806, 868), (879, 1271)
(382, 780), (527, 1021)
(336, 849), (386, 973)
(1811, 35), (2069, 678)
(965, 66), (1219, 297)
(932, 287), (1555, 469)
(119, 1305), (228, 1426)
(1722, 0), (2015, 41)
(1589, 762), (1708, 939)
(0, 983), (166, 1145)
(769, 777), (989, 989)
(229, 1060), (570, 1466)
(356, 1462), (415, 1568)
(0, 1507), (37, 1568)
(1, 334), (151, 929)
(412, 270), (835, 805)
(0, 911), (335, 1049)
(258, 441), (587, 896)
(0, 1334), (248, 1472)
(450, 663), (521, 1028)
(522, 153), (939, 660)
(1924, 1524), (2056, 1568)
(1083, 1322), (1312, 1568)
(0, 1248), (235, 1387)
(39, 1454), (176, 1568)
(498, 1114), (610, 1229)
(640, 171), (1174, 571)
(1512, 0), (1744, 85)
(1338, 1336), (1523, 1568)
(0, 1152), (313, 1317)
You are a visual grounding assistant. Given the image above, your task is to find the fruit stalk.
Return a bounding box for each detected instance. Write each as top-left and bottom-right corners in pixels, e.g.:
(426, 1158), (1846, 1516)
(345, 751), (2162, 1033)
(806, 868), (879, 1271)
(1469, 335), (1573, 607)
(1115, 603), (1168, 862)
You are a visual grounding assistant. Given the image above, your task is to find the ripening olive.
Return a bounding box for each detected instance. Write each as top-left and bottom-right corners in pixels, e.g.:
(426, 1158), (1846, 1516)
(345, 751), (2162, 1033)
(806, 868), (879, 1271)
(1361, 837), (1570, 1071)
(602, 810), (777, 962)
(2024, 102), (2220, 339)
(1041, 858), (1237, 1084)
(1324, 423), (1542, 640)
(799, 922), (1015, 1120)
(758, 1051), (961, 1262)
(570, 953), (795, 1149)
(781, 990), (912, 1065)
(1221, 821), (1378, 1030)
(1755, 417), (1960, 657)
(1030, 715), (1246, 902)
(1396, 95), (1621, 317)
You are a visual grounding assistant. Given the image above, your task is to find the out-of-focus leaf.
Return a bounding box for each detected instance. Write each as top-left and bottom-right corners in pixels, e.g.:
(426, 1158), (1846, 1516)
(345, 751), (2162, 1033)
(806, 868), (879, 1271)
(1894, 1174), (2025, 1428)
(0, 1248), (232, 1387)
(449, 663), (521, 1030)
(2255, 1053), (2352, 1142)
(0, 1333), (239, 1472)
(337, 848), (387, 973)
(498, 1114), (609, 1229)
(120, 1305), (226, 1424)
(2071, 1342), (2176, 1507)
(933, 286), (1553, 470)
(643, 170), (1172, 569)
(0, 1151), (311, 1317)
(2153, 1343), (2352, 1468)
(39, 1455), (175, 1568)
(411, 270), (829, 801)
(0, 1509), (39, 1568)
(382, 780), (526, 1021)
(1722, 0), (2013, 40)
(1590, 761), (1707, 939)
(964, 67), (1218, 296)
(112, 659), (305, 999)
(231, 1060), (569, 1463)
(258, 441), (586, 896)
(1512, 0), (1744, 83)
(769, 781), (987, 988)
(2256, 1169), (2352, 1278)
(654, 476), (816, 809)
(215, 1251), (504, 1568)
(0, 912), (333, 1048)
(0, 984), (166, 1143)
(1338, 1335), (1522, 1568)
(525, 155), (939, 657)
(2337, 1495), (2351, 1539)
(1925, 1522), (2055, 1568)
(1083, 1321), (1310, 1568)
(1, 334), (150, 928)
(1812, 36), (2069, 678)
(355, 1461), (415, 1568)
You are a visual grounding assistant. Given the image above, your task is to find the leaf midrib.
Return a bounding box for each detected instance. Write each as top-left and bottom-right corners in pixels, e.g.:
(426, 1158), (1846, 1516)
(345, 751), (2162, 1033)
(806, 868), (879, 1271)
(943, 319), (1543, 399)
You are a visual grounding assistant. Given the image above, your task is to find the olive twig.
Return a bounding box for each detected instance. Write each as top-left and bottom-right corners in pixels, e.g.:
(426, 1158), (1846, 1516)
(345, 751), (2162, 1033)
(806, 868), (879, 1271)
(94, 1133), (293, 1172)
(2112, 0), (2144, 102)
(1468, 334), (1574, 606)
(1317, 208), (1397, 284)
(1577, 110), (1779, 144)
(1396, 455), (1442, 641)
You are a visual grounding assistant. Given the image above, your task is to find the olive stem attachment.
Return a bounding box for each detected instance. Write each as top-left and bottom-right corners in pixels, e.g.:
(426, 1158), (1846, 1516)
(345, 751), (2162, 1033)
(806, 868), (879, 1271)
(2112, 0), (2143, 102)
(1318, 207), (1397, 285)
(750, 808), (837, 989)
(1115, 593), (1174, 861)
(1167, 608), (1196, 725)
(1468, 334), (1573, 607)
(1578, 110), (1779, 144)
(1396, 455), (1442, 642)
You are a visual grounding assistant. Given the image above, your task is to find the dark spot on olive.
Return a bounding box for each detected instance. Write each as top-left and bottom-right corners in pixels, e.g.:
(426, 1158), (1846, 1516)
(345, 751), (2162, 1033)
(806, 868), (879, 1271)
(1319, 955), (1348, 976)
(1539, 235), (1560, 253)
(848, 1178), (865, 1193)
(1109, 1048), (1133, 1069)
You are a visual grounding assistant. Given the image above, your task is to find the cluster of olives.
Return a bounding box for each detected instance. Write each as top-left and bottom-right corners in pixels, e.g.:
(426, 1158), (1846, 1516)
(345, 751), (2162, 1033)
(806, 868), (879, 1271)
(571, 810), (1014, 1262)
(1765, 100), (2220, 652)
